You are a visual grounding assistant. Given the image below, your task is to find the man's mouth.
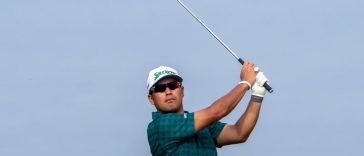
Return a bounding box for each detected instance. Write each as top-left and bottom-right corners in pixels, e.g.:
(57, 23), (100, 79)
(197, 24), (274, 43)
(165, 98), (176, 103)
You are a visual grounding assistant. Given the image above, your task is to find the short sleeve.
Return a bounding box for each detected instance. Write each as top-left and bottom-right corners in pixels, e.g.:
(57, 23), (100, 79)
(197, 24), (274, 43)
(208, 121), (226, 147)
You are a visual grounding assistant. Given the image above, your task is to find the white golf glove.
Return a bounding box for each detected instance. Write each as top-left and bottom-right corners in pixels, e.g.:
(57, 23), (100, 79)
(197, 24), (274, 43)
(252, 72), (268, 97)
(252, 83), (267, 97)
(255, 71), (268, 87)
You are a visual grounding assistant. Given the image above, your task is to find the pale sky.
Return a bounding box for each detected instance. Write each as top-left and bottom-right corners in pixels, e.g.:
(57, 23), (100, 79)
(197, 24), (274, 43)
(1, 0), (363, 155)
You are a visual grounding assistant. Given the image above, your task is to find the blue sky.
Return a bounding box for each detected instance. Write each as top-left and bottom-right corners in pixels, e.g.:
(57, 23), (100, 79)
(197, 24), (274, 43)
(1, 0), (363, 155)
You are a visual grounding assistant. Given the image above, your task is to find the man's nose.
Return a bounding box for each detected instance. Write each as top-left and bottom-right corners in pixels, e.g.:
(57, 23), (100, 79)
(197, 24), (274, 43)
(165, 87), (172, 94)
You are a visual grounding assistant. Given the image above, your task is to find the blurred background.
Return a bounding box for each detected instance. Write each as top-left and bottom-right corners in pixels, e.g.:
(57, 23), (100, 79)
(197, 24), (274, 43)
(1, 0), (363, 155)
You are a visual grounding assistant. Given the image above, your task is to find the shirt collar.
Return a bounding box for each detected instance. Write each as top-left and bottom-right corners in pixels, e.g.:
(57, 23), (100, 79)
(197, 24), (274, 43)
(152, 111), (189, 120)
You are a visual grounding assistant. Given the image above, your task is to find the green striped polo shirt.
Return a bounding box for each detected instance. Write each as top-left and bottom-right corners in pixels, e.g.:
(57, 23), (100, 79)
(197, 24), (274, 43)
(147, 112), (226, 156)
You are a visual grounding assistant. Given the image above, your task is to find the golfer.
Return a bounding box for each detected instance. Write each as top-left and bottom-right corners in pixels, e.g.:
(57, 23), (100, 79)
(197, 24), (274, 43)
(146, 61), (268, 156)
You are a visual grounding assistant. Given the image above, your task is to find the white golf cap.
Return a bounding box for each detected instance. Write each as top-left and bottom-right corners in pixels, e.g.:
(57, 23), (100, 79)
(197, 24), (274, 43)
(147, 66), (183, 91)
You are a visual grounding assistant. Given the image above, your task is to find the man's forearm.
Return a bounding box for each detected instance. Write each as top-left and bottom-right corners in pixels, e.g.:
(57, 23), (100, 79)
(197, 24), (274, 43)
(234, 96), (262, 141)
(210, 84), (249, 119)
(194, 83), (250, 133)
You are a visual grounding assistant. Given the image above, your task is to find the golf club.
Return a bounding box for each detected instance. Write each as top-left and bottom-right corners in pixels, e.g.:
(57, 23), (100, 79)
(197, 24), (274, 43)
(177, 0), (273, 93)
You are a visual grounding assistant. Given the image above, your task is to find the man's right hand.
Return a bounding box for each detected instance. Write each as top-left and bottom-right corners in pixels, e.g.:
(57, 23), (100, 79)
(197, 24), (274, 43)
(240, 61), (258, 86)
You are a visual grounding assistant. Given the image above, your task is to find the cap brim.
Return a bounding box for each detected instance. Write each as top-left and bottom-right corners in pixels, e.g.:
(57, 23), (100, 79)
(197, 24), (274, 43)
(150, 75), (183, 91)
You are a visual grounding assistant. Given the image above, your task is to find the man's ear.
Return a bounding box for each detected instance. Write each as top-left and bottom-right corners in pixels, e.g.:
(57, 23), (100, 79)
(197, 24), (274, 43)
(181, 86), (185, 97)
(148, 94), (155, 105)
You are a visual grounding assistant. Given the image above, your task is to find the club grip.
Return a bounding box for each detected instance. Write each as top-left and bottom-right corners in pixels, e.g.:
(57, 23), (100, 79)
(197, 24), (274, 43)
(238, 58), (244, 65)
(263, 82), (274, 93)
(238, 58), (274, 93)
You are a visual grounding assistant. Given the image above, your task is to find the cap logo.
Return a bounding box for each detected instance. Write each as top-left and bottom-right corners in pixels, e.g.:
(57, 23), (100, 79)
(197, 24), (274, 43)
(154, 70), (176, 80)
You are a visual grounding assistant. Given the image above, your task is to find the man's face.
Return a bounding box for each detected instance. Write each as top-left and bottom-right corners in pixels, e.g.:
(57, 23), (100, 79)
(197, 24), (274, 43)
(148, 78), (184, 114)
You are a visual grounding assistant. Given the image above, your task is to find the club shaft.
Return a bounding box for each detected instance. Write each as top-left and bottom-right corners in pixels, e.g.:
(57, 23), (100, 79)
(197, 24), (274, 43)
(177, 0), (240, 60)
(177, 0), (274, 93)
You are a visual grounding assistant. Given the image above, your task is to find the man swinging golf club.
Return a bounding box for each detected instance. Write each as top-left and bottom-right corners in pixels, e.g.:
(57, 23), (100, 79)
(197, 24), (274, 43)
(146, 62), (269, 155)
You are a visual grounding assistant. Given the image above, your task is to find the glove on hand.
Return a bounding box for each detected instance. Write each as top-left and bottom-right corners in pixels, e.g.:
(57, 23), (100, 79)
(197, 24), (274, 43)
(252, 72), (268, 97)
(252, 83), (267, 97)
(255, 71), (268, 87)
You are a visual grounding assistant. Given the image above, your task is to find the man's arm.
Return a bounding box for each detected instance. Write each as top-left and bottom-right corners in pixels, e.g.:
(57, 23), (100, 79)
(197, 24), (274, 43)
(216, 73), (269, 146)
(216, 96), (263, 145)
(194, 83), (249, 132)
(194, 61), (257, 133)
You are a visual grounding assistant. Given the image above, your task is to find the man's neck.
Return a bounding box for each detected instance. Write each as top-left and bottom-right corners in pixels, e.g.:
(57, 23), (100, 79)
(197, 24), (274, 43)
(158, 108), (185, 114)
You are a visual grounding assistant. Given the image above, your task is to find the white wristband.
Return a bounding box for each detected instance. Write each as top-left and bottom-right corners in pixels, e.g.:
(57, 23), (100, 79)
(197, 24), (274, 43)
(239, 81), (251, 90)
